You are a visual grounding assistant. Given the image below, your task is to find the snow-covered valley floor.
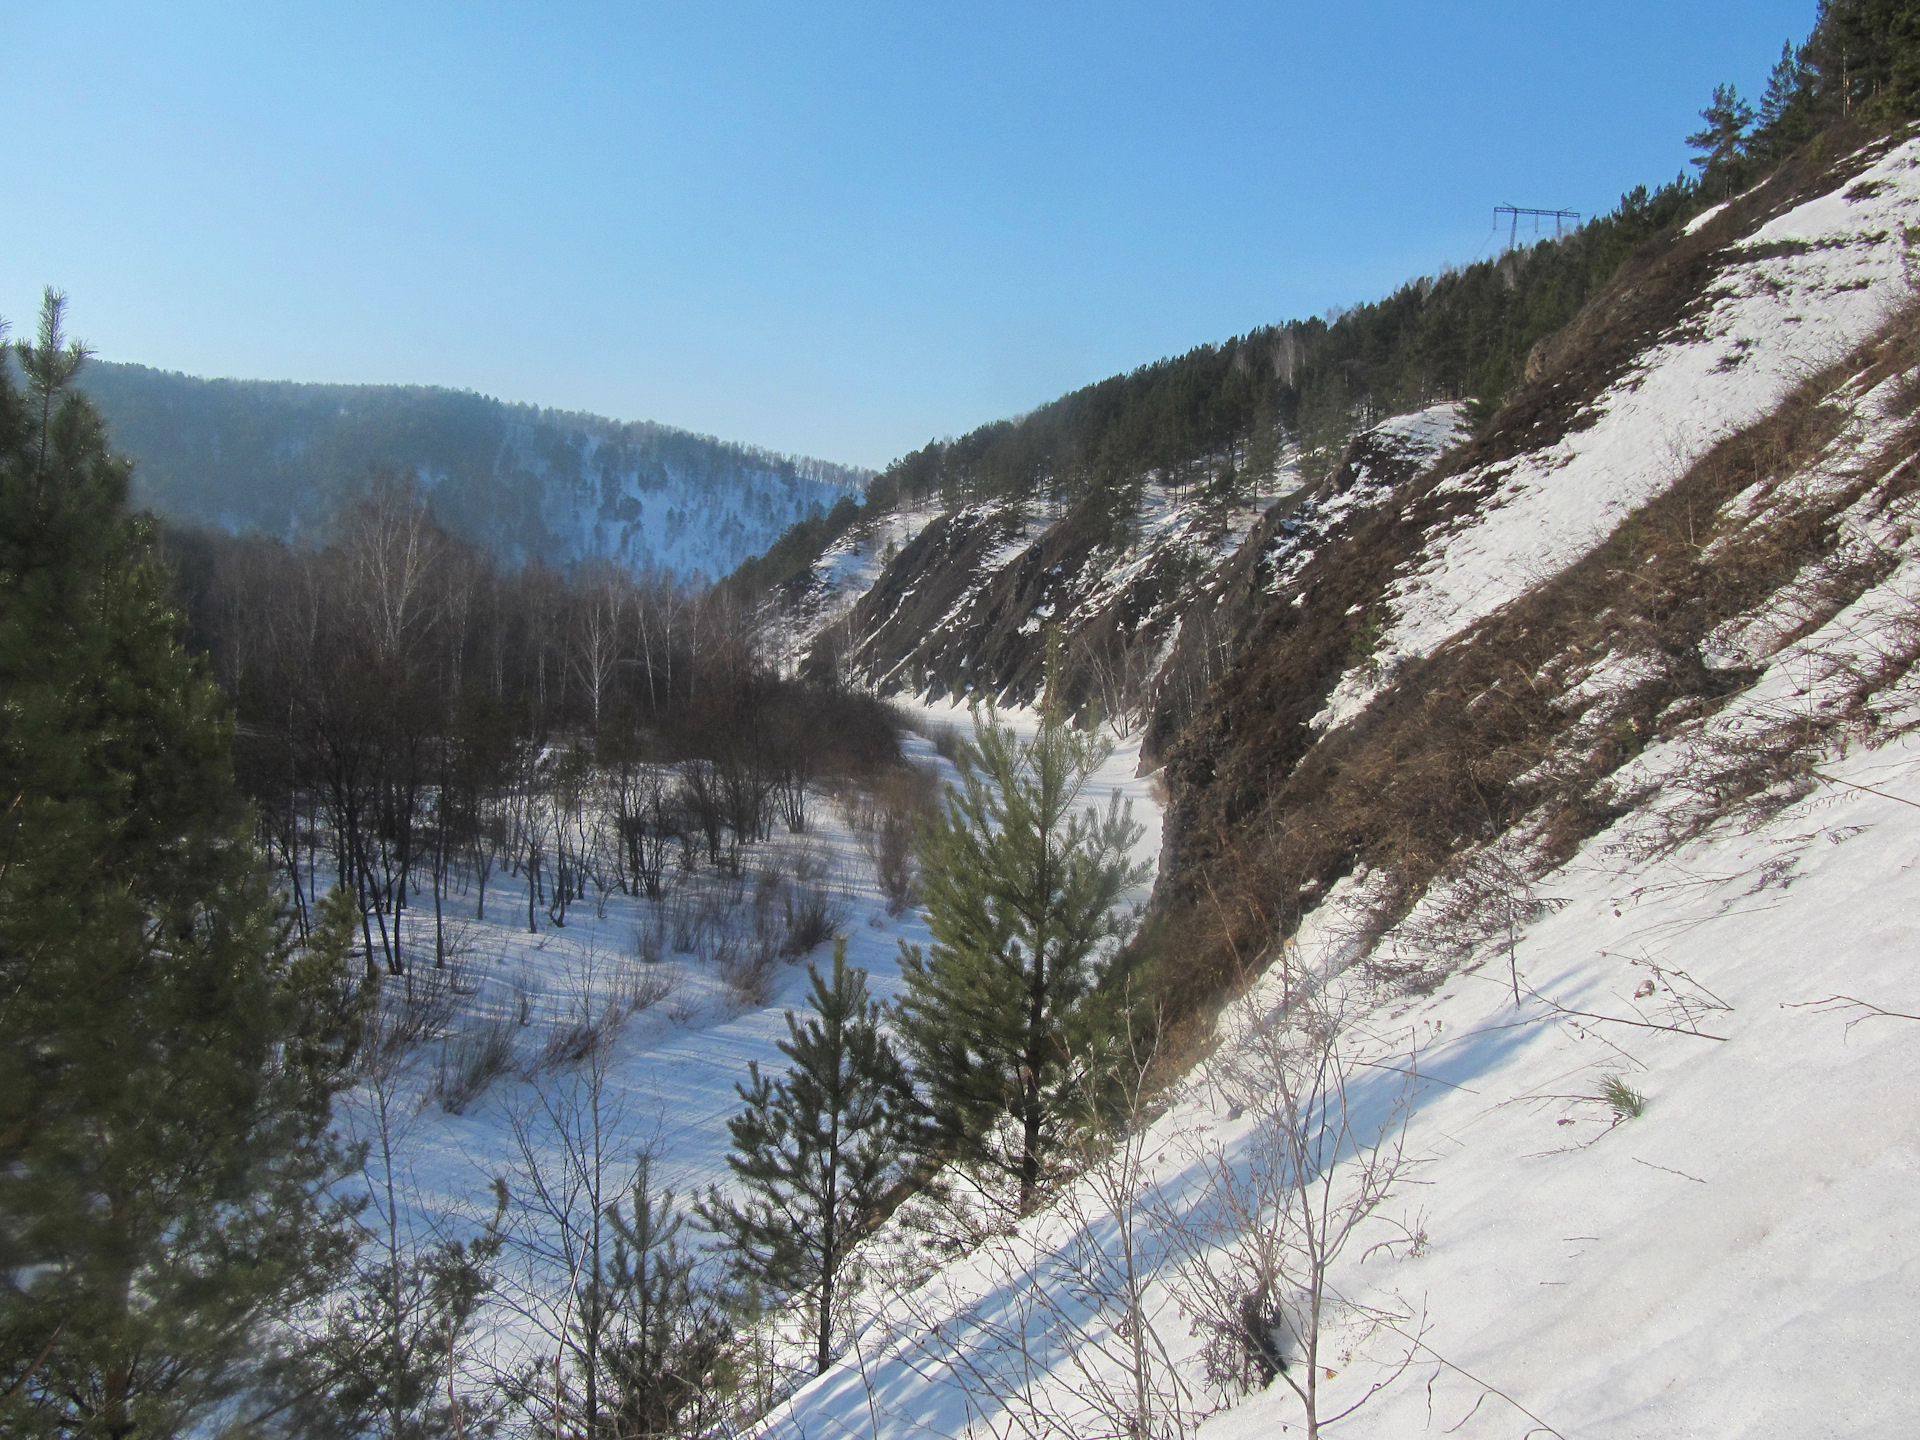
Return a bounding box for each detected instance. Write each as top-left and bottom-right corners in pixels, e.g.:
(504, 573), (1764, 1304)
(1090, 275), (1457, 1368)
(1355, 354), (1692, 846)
(324, 697), (1166, 1410)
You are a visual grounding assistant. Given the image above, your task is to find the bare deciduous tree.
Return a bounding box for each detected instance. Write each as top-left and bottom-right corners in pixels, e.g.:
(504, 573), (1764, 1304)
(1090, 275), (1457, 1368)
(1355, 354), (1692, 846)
(1163, 975), (1424, 1440)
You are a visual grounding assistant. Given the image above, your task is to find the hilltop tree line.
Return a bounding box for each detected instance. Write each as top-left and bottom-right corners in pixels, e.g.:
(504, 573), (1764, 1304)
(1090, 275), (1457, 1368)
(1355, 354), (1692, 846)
(735, 0), (1920, 604)
(1687, 0), (1920, 196)
(731, 176), (1703, 599)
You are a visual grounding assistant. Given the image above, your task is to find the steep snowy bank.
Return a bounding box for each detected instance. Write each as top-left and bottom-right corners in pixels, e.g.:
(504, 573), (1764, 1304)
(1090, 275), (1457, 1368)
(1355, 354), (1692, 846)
(1315, 135), (1920, 736)
(760, 607), (1920, 1440)
(743, 131), (1920, 1440)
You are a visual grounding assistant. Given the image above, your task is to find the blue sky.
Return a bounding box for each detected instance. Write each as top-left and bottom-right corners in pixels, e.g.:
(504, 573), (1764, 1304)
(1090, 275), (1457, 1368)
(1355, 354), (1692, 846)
(3, 2), (1813, 469)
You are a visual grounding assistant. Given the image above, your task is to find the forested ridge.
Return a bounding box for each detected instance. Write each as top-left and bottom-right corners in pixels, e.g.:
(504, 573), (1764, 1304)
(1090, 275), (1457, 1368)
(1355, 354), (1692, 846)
(731, 182), (1703, 598)
(80, 363), (867, 579)
(738, 0), (1920, 599)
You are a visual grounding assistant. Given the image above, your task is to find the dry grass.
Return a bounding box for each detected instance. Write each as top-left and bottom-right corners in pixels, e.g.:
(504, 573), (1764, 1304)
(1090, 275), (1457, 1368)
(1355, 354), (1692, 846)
(716, 939), (777, 1013)
(434, 1012), (519, 1114)
(843, 765), (936, 915)
(1150, 274), (1920, 1032)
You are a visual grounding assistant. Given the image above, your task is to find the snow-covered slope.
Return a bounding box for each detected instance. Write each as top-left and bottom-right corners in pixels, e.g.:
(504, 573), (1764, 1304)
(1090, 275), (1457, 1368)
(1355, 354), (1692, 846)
(773, 451), (1313, 714)
(311, 125), (1920, 1439)
(764, 735), (1920, 1440)
(1313, 136), (1920, 737)
(740, 130), (1920, 1438)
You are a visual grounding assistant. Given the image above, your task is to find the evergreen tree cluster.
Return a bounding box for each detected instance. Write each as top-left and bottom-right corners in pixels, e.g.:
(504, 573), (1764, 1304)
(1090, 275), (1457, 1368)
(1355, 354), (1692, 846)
(0, 294), (365, 1439)
(1687, 0), (1920, 196)
(699, 663), (1149, 1380)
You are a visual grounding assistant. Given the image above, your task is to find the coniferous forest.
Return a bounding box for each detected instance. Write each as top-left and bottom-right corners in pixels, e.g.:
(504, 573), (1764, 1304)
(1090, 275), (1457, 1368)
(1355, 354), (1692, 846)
(8, 1), (1920, 1436)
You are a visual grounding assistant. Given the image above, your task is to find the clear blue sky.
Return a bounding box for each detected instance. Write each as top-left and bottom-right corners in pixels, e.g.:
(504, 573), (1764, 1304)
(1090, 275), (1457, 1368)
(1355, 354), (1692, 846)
(3, 2), (1813, 470)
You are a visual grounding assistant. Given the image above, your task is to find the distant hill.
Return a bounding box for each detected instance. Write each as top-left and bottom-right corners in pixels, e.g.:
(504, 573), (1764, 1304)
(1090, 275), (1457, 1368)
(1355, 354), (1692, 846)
(80, 362), (869, 580)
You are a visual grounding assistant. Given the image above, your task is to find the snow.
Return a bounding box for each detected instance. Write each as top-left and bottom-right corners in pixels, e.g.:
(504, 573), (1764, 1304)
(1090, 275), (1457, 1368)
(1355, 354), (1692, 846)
(540, 449), (859, 582)
(1196, 742), (1920, 1439)
(755, 651), (1920, 1440)
(733, 136), (1920, 1439)
(1683, 200), (1729, 235)
(766, 497), (972, 677)
(1315, 136), (1920, 739)
(343, 774), (920, 1177)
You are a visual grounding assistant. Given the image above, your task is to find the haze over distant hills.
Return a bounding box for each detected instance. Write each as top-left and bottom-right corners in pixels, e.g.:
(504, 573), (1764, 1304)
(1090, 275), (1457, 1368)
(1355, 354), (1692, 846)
(80, 361), (869, 580)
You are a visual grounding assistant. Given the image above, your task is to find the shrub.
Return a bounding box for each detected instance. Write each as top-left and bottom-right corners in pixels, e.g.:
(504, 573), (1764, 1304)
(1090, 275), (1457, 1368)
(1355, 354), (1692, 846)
(435, 1014), (519, 1114)
(782, 883), (845, 957)
(716, 939), (777, 1012)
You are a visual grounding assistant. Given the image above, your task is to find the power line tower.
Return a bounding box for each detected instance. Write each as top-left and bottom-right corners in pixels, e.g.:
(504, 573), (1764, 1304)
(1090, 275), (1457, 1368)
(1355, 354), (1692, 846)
(1495, 205), (1582, 251)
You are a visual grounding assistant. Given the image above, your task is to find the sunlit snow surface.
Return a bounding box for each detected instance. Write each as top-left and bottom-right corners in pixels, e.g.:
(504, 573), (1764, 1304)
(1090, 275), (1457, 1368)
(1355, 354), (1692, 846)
(749, 139), (1920, 1439)
(338, 726), (956, 1227)
(762, 660), (1920, 1440)
(1314, 136), (1920, 737)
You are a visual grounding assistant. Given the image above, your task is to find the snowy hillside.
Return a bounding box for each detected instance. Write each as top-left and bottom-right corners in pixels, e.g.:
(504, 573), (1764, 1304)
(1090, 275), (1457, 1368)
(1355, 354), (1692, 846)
(728, 129), (1920, 1437)
(773, 444), (1318, 714)
(80, 363), (868, 580)
(763, 735), (1920, 1440)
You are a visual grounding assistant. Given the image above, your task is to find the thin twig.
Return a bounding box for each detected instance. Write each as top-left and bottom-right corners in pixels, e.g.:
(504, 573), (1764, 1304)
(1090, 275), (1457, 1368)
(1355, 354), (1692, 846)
(1786, 993), (1920, 1031)
(1632, 1156), (1707, 1184)
(1525, 988), (1729, 1042)
(1809, 768), (1920, 809)
(1361, 1313), (1568, 1440)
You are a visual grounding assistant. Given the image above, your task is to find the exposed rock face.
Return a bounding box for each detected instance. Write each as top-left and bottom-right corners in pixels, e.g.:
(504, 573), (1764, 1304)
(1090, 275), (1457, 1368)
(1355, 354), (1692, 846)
(771, 125), (1920, 1029)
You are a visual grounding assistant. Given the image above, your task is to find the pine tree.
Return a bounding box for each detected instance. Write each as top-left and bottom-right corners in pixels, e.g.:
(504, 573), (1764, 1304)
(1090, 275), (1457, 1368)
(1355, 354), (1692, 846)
(0, 292), (362, 1439)
(1294, 367), (1352, 483)
(698, 942), (913, 1376)
(895, 653), (1148, 1213)
(602, 1158), (731, 1438)
(1798, 0), (1920, 122)
(1240, 391), (1281, 497)
(1687, 83), (1755, 195)
(1761, 42), (1809, 131)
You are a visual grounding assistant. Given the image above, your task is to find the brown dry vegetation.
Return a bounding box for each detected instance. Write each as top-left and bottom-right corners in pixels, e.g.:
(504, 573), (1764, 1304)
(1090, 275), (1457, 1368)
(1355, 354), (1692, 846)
(1148, 138), (1920, 1037)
